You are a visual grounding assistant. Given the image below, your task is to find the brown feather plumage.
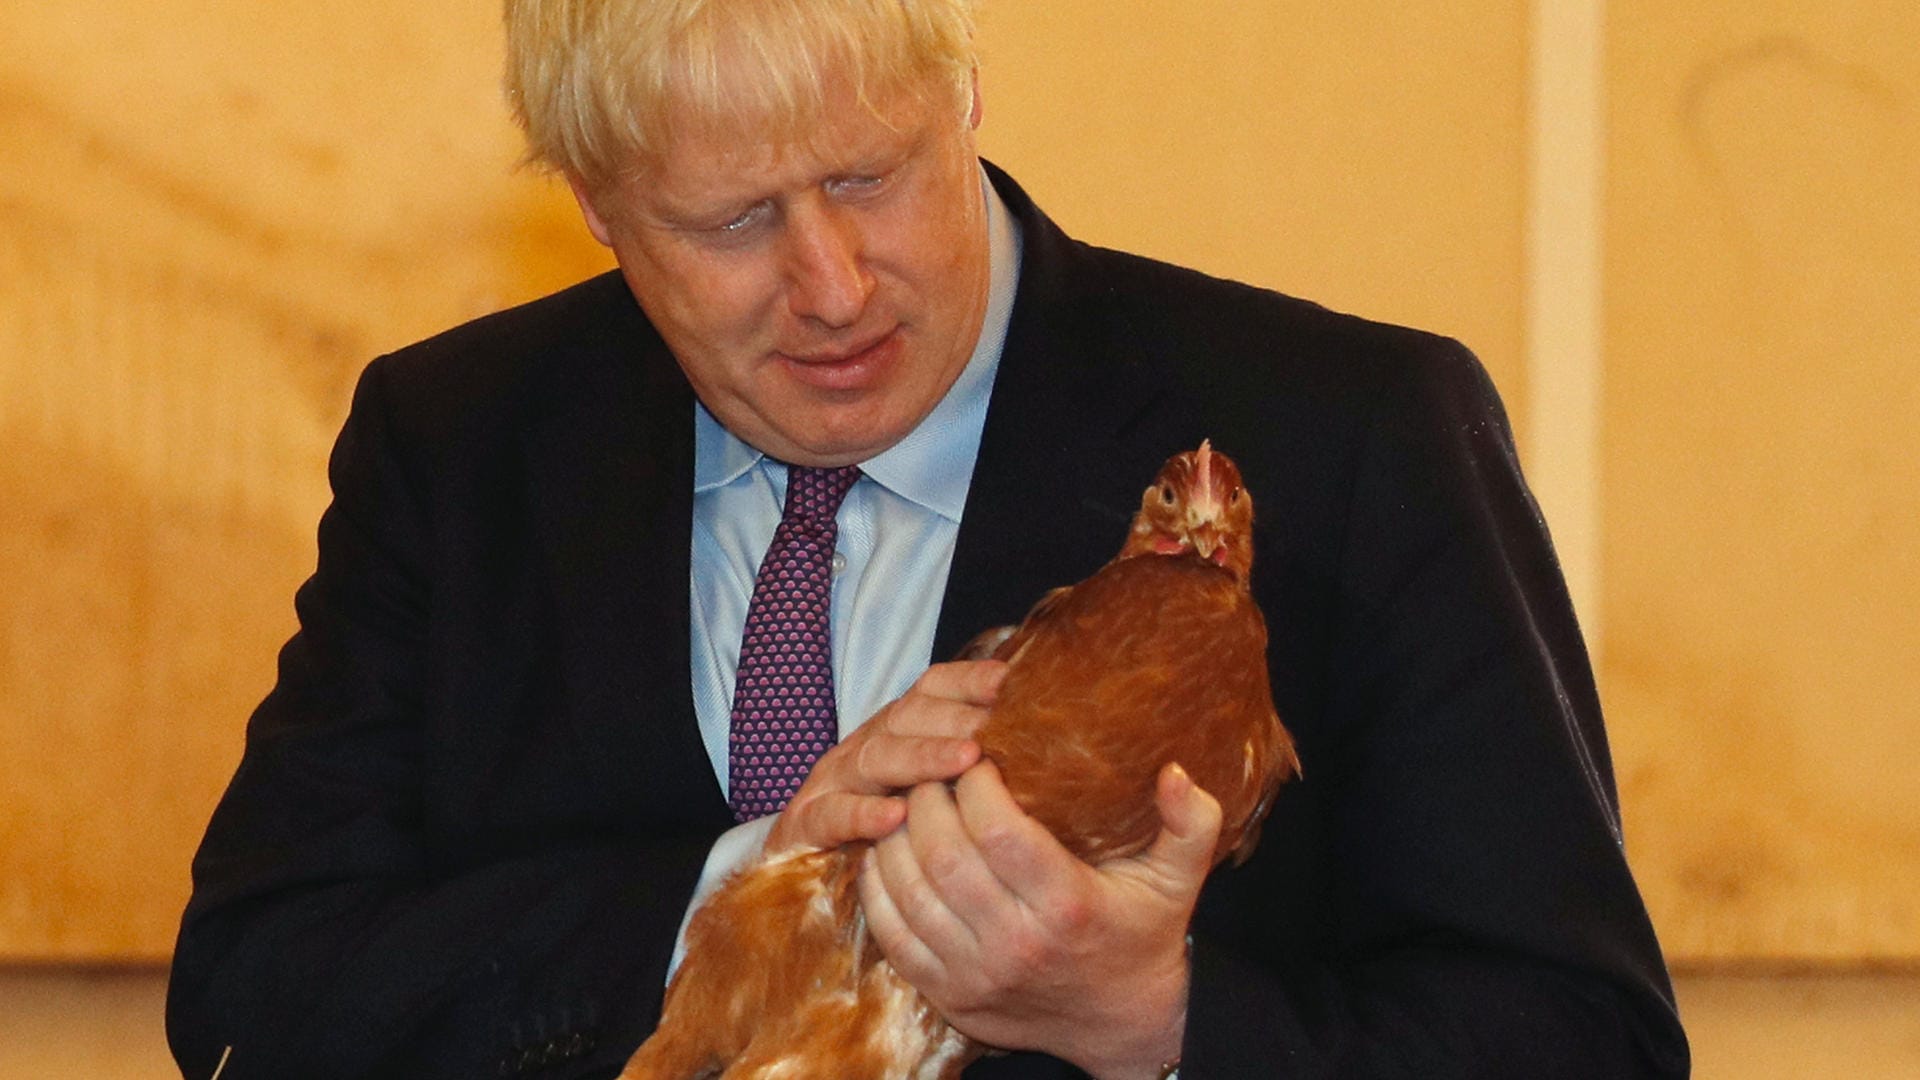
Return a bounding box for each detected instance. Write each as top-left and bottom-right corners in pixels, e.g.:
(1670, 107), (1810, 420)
(620, 442), (1298, 1079)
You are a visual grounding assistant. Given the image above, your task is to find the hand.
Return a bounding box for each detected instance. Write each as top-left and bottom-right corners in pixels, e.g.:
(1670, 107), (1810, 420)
(858, 760), (1222, 1080)
(763, 660), (1006, 855)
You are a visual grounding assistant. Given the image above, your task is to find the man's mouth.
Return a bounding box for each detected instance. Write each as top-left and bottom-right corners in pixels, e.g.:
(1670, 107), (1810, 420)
(777, 328), (903, 392)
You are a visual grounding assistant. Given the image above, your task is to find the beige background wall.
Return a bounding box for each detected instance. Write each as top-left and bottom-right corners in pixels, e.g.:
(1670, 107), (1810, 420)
(1601, 0), (1920, 964)
(1, 0), (613, 960)
(1, 0), (1915, 1075)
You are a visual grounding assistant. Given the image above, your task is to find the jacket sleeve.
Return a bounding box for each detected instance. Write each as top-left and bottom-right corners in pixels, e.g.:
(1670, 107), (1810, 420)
(166, 358), (707, 1080)
(1182, 340), (1689, 1078)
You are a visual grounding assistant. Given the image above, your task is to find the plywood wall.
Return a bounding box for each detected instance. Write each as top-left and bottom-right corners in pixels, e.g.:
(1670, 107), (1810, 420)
(1602, 1), (1920, 962)
(0, 0), (610, 960)
(973, 2), (1529, 412)
(0, 1), (1913, 967)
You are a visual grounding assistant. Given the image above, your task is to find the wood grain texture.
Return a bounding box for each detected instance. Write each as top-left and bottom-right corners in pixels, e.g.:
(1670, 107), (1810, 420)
(974, 1), (1530, 427)
(0, 1), (610, 960)
(1603, 2), (1920, 961)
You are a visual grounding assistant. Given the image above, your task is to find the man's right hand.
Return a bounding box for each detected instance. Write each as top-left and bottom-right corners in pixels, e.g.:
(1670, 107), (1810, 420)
(764, 659), (1006, 855)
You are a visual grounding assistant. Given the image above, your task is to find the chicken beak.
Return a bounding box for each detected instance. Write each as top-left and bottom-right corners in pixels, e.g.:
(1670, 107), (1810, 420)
(1188, 522), (1223, 560)
(1186, 483), (1225, 547)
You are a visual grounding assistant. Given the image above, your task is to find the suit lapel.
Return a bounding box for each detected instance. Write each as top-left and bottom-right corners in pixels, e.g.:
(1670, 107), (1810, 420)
(933, 167), (1171, 658)
(527, 279), (732, 830)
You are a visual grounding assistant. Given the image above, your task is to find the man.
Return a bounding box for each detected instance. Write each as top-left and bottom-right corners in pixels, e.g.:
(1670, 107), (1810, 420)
(168, 2), (1690, 1077)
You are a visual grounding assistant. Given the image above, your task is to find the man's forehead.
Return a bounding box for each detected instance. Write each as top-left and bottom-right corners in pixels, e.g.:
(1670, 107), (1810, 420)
(636, 88), (944, 205)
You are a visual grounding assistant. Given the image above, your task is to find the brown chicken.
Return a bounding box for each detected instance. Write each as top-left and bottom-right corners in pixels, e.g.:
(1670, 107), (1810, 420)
(619, 442), (1299, 1080)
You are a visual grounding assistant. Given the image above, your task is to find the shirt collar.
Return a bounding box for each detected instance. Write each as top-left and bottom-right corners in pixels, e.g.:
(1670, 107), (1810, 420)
(694, 166), (1023, 523)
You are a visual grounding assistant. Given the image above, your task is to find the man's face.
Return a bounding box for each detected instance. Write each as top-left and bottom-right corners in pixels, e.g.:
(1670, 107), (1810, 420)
(572, 78), (991, 467)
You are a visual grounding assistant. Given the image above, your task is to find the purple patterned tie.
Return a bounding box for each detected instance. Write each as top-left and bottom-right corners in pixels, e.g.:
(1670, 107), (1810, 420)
(727, 464), (863, 822)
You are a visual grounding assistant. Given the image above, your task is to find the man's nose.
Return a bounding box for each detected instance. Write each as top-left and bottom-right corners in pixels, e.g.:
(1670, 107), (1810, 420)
(782, 201), (875, 328)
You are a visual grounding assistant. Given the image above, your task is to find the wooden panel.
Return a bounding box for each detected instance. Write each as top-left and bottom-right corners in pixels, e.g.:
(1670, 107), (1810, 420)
(973, 0), (1530, 424)
(1675, 973), (1920, 1080)
(0, 1), (610, 960)
(1603, 2), (1920, 961)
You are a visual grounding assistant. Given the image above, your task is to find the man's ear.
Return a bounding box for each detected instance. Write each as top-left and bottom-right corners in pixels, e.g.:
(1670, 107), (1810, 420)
(566, 173), (616, 248)
(967, 66), (983, 131)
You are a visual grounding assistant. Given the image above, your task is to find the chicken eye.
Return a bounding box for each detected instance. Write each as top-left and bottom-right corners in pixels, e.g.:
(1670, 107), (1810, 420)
(1159, 484), (1176, 506)
(1229, 487), (1242, 504)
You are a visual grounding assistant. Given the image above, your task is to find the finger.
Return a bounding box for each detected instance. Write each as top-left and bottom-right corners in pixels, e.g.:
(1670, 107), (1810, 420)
(770, 791), (908, 853)
(876, 785), (990, 960)
(850, 730), (981, 790)
(858, 845), (944, 980)
(953, 760), (1086, 909)
(1138, 762), (1224, 892)
(765, 663), (1004, 854)
(908, 659), (1008, 708)
(865, 691), (994, 742)
(793, 704), (982, 804)
(908, 778), (1004, 910)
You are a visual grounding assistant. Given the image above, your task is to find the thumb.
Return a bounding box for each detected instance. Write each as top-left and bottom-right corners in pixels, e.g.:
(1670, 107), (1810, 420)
(1139, 762), (1223, 890)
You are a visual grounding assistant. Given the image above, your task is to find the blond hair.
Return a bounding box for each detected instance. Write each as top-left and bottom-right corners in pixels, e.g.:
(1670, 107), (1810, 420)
(504, 0), (979, 190)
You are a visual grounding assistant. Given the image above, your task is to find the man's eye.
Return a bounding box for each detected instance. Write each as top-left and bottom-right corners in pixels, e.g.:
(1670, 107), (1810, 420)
(827, 174), (886, 198)
(709, 203), (770, 235)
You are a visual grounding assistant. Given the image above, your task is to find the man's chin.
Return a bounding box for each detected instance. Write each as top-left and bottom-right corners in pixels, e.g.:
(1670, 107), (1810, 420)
(765, 410), (920, 468)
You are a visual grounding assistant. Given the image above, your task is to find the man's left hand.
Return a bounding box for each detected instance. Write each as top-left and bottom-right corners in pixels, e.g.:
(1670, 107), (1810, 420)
(857, 759), (1221, 1080)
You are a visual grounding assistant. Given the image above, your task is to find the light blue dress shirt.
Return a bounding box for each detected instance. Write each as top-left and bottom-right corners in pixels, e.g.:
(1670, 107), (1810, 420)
(674, 172), (1024, 938)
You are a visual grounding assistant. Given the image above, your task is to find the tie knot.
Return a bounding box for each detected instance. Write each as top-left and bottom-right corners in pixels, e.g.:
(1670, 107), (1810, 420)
(783, 465), (862, 527)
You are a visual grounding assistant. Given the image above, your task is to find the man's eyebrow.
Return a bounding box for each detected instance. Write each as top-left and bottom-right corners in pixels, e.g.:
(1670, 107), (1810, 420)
(642, 186), (764, 229)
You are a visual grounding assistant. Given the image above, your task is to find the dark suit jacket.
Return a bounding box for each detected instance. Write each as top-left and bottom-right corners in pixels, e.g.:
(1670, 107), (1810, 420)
(168, 165), (1689, 1079)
